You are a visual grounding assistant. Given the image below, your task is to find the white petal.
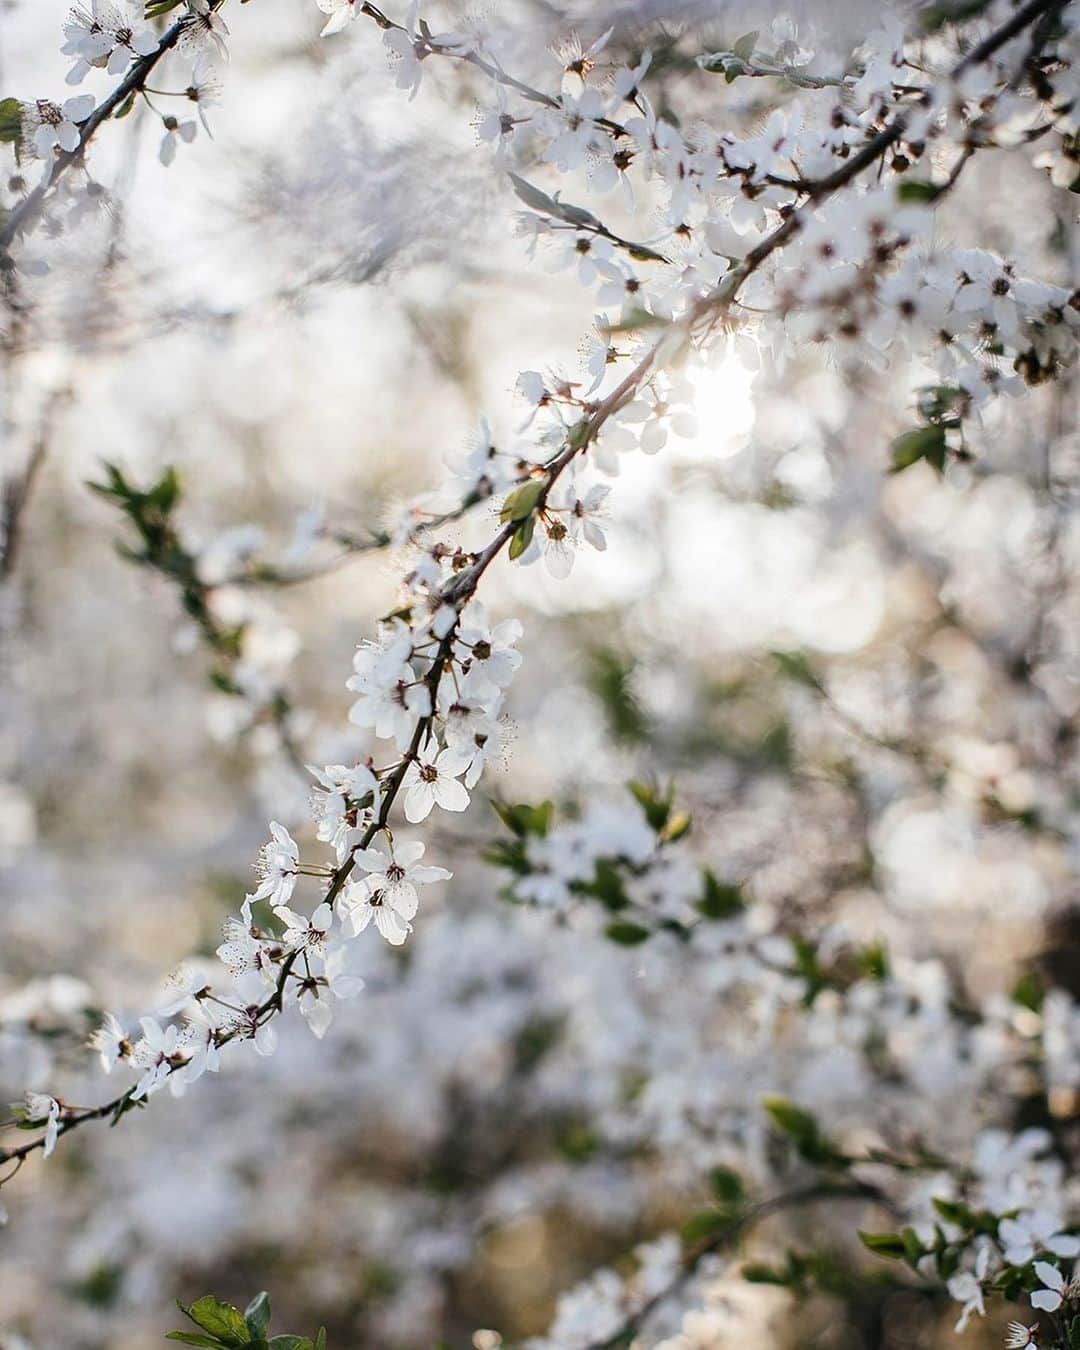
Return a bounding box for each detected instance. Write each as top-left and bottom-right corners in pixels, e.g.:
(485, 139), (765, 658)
(302, 996), (333, 1038)
(352, 846), (390, 875)
(253, 1023), (278, 1056)
(388, 881), (419, 921)
(63, 94), (95, 121)
(342, 901), (373, 938)
(433, 777), (470, 813)
(321, 7), (353, 34)
(394, 839), (426, 868)
(1034, 1261), (1064, 1291)
(374, 907), (409, 945)
(33, 125), (58, 157)
(410, 865), (452, 885)
(404, 783), (434, 823)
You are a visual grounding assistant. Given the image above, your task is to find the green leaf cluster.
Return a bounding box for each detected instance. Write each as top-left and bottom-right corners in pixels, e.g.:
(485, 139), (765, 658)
(167, 1293), (327, 1350)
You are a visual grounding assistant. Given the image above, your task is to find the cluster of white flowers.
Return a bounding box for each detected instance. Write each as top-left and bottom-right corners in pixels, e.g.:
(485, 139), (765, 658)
(9, 0), (227, 234)
(311, 0), (1080, 470)
(524, 1234), (684, 1350)
(61, 1), (158, 83)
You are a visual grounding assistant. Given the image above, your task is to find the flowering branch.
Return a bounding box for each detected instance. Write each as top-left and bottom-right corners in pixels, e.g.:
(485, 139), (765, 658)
(1, 14), (186, 258)
(2, 0), (1072, 1190)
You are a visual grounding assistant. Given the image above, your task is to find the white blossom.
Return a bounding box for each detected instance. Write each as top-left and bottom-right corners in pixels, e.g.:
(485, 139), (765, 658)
(401, 747), (471, 823)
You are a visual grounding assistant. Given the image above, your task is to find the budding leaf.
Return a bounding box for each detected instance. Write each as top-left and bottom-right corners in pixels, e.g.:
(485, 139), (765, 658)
(697, 870), (744, 920)
(500, 480), (544, 523)
(857, 1230), (908, 1259)
(508, 515), (535, 561)
(900, 1226), (926, 1269)
(764, 1096), (816, 1138)
(709, 1165), (745, 1205)
(628, 779), (673, 832)
(662, 810), (692, 843)
(567, 419), (592, 451)
(732, 30), (759, 60)
(245, 1293), (271, 1338)
(763, 1095), (842, 1164)
(178, 1297), (250, 1345)
(508, 172), (560, 215)
(1011, 969), (1043, 1012)
(889, 425), (947, 474)
(491, 799), (552, 838)
(770, 649), (822, 691)
(507, 173), (601, 229)
(0, 97), (22, 146)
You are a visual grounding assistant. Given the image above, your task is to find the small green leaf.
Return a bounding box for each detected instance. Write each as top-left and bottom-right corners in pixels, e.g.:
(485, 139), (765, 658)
(0, 97), (22, 146)
(1011, 969), (1044, 1013)
(245, 1293), (271, 1338)
(931, 1196), (974, 1227)
(508, 172), (560, 215)
(857, 942), (889, 981)
(147, 465), (181, 514)
(697, 870), (744, 920)
(763, 1096), (843, 1164)
(770, 649), (822, 690)
(165, 1336), (225, 1347)
(889, 425), (947, 474)
(709, 1166), (744, 1206)
(764, 1096), (817, 1138)
(581, 859), (629, 911)
(267, 1338), (314, 1350)
(896, 179), (941, 203)
(508, 514), (535, 560)
(604, 921), (651, 946)
(900, 1227), (926, 1269)
(491, 799), (552, 838)
(680, 1208), (730, 1246)
(858, 1230), (908, 1260)
(661, 810), (692, 843)
(627, 779), (673, 832)
(741, 1262), (789, 1284)
(567, 418), (592, 451)
(315, 1332), (328, 1350)
(587, 649), (649, 745)
(732, 30), (758, 60)
(500, 479), (544, 524)
(181, 1297), (250, 1345)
